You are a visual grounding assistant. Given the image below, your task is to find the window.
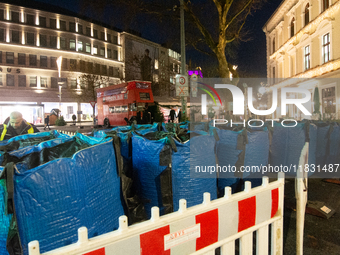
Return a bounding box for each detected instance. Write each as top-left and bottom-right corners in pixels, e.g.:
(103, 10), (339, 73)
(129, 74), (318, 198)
(80, 60), (86, 72)
(93, 29), (98, 38)
(11, 12), (19, 22)
(101, 65), (107, 75)
(60, 37), (66, 49)
(60, 78), (67, 88)
(304, 45), (310, 70)
(113, 35), (118, 44)
(115, 106), (121, 113)
(101, 31), (105, 40)
(30, 76), (37, 87)
(93, 45), (98, 55)
(322, 87), (335, 114)
(0, 28), (4, 41)
(0, 51), (2, 63)
(70, 59), (77, 70)
(113, 67), (119, 77)
(6, 52), (14, 64)
(0, 74), (2, 86)
(121, 106), (128, 112)
(272, 38), (275, 54)
(95, 63), (100, 74)
(87, 62), (93, 73)
(140, 93), (150, 100)
(40, 56), (47, 67)
(12, 30), (20, 43)
(323, 0), (329, 12)
(0, 9), (4, 21)
(322, 33), (330, 63)
(40, 34), (47, 47)
(109, 66), (113, 76)
(109, 107), (115, 113)
(18, 75), (26, 87)
(7, 74), (14, 86)
(29, 55), (37, 66)
(107, 49), (112, 58)
(113, 50), (118, 60)
(60, 20), (66, 31)
(39, 16), (46, 27)
(69, 22), (75, 32)
(18, 53), (26, 65)
(27, 32), (35, 45)
(272, 67), (275, 80)
(305, 4), (310, 26)
(51, 57), (57, 68)
(26, 14), (34, 25)
(40, 77), (47, 87)
(100, 47), (105, 56)
(62, 58), (67, 70)
(107, 33), (111, 43)
(86, 27), (91, 36)
(86, 43), (91, 53)
(77, 41), (83, 51)
(78, 24), (83, 34)
(70, 78), (77, 89)
(51, 77), (58, 88)
(290, 17), (295, 38)
(70, 39), (76, 50)
(50, 36), (57, 48)
(50, 18), (56, 29)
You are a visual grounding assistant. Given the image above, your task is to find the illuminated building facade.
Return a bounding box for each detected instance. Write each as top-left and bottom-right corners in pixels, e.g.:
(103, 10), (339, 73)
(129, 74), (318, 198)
(263, 0), (340, 119)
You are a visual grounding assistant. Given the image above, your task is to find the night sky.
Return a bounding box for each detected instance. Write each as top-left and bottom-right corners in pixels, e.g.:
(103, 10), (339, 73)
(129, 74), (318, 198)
(33, 0), (283, 77)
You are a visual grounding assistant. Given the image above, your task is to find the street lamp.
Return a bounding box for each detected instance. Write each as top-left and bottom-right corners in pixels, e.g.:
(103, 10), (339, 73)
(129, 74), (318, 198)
(56, 56), (63, 115)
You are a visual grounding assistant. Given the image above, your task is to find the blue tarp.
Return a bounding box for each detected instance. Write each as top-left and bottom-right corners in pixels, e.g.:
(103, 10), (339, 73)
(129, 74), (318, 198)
(270, 122), (317, 175)
(1, 133), (124, 255)
(132, 132), (217, 218)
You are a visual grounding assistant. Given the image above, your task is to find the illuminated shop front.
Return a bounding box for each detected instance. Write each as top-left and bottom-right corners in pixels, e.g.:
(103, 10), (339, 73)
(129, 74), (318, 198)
(0, 103), (44, 124)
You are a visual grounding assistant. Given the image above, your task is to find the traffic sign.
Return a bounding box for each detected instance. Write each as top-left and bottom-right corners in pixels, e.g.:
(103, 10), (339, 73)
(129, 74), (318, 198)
(90, 101), (96, 108)
(191, 74), (198, 82)
(176, 74), (188, 97)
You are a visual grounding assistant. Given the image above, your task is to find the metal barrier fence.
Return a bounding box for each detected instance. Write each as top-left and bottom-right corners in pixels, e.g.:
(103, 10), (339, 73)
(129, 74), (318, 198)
(28, 173), (284, 255)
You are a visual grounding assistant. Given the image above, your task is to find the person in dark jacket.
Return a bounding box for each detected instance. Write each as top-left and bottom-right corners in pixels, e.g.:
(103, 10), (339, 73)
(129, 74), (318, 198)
(177, 108), (182, 123)
(0, 111), (39, 141)
(169, 108), (176, 123)
(44, 115), (51, 130)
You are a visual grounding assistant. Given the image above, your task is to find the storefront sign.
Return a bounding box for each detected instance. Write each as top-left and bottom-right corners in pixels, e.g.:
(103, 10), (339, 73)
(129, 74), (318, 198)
(0, 67), (21, 73)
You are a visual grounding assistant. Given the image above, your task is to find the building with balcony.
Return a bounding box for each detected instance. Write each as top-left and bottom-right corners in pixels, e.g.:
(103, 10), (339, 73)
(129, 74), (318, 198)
(263, 0), (340, 119)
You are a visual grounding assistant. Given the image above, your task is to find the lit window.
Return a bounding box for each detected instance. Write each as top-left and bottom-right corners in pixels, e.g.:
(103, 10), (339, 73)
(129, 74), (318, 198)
(77, 41), (83, 51)
(100, 47), (105, 56)
(70, 39), (76, 50)
(322, 33), (330, 63)
(6, 52), (14, 64)
(30, 76), (37, 87)
(93, 45), (98, 55)
(70, 78), (77, 89)
(304, 45), (310, 70)
(40, 77), (47, 87)
(60, 37), (66, 49)
(86, 43), (91, 53)
(322, 87), (335, 114)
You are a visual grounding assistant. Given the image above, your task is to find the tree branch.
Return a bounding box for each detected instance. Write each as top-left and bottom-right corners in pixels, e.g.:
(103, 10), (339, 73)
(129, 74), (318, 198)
(225, 0), (253, 30)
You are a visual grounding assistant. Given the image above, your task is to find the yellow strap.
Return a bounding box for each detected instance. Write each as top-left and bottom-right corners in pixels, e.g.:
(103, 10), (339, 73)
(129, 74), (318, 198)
(0, 124), (7, 141)
(27, 123), (34, 134)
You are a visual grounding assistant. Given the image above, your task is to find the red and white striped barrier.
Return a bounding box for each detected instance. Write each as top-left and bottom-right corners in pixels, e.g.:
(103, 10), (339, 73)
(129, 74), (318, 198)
(28, 174), (284, 255)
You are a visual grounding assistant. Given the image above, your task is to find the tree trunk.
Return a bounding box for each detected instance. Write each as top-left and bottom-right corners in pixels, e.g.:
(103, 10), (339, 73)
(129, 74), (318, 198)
(216, 48), (230, 78)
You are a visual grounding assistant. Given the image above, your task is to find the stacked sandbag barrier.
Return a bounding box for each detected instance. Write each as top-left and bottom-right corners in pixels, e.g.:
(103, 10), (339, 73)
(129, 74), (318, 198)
(270, 121), (317, 176)
(132, 129), (218, 218)
(215, 126), (270, 195)
(0, 133), (124, 255)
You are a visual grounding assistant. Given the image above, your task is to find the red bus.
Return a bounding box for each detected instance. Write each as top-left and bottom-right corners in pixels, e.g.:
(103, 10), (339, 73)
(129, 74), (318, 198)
(97, 80), (154, 126)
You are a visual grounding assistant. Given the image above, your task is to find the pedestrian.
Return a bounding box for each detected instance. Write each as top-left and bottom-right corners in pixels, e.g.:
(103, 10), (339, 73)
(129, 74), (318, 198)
(44, 115), (51, 130)
(72, 114), (77, 125)
(0, 111), (39, 141)
(169, 108), (176, 123)
(177, 108), (182, 123)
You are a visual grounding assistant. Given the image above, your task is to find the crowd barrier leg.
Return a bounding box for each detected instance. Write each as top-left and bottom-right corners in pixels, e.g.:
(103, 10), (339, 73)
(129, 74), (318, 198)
(296, 142), (309, 255)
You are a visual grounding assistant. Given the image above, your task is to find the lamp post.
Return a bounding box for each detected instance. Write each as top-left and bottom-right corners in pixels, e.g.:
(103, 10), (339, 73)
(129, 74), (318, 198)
(180, 0), (187, 119)
(56, 56), (63, 116)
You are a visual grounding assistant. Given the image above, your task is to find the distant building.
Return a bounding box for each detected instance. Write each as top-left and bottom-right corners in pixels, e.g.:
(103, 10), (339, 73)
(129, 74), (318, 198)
(0, 1), (182, 123)
(263, 0), (340, 119)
